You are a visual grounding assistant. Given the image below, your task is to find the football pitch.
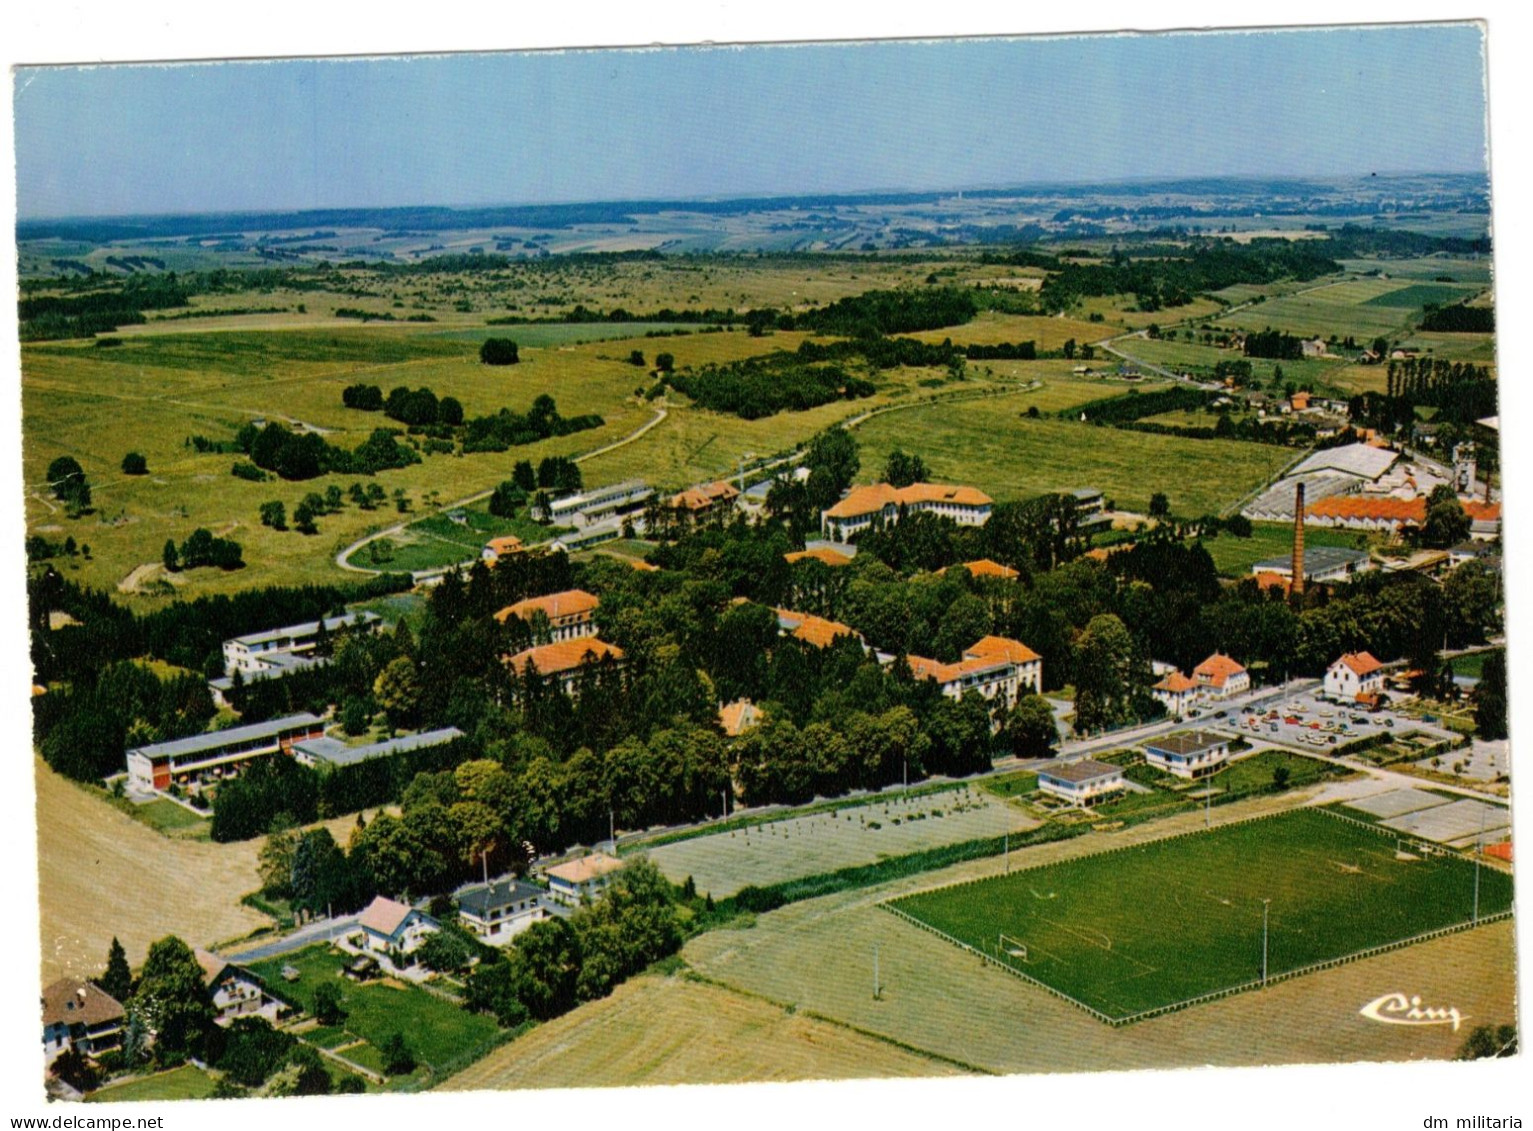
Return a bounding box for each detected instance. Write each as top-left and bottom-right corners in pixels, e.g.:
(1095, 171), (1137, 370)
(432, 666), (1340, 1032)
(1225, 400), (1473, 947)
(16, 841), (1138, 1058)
(888, 809), (1514, 1022)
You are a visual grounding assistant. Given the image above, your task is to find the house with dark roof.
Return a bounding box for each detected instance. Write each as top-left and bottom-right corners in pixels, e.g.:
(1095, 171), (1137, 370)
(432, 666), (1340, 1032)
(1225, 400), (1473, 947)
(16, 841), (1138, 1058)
(195, 949), (285, 1026)
(1037, 759), (1127, 807)
(356, 896), (441, 961)
(41, 979), (124, 1065)
(455, 877), (550, 944)
(1142, 730), (1231, 780)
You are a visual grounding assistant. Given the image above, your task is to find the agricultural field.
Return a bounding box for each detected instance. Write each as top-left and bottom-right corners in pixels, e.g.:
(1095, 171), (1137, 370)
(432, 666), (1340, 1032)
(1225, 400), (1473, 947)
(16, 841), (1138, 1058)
(246, 944), (502, 1082)
(442, 970), (967, 1090)
(1212, 276), (1482, 339)
(1110, 334), (1352, 391)
(852, 391), (1296, 515)
(890, 808), (1513, 1020)
(681, 792), (1517, 1075)
(908, 310), (1115, 351)
(643, 786), (1038, 899)
(33, 758), (379, 984)
(1198, 520), (1376, 577)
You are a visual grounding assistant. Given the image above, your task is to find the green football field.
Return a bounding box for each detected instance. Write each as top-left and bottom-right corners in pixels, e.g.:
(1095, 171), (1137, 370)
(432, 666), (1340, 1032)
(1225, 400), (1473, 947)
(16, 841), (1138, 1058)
(889, 809), (1514, 1021)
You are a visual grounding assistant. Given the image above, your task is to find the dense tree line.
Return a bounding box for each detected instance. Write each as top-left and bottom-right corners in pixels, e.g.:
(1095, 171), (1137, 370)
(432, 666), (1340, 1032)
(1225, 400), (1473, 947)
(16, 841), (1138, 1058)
(1243, 328), (1306, 360)
(461, 395), (603, 454)
(18, 273), (192, 340)
(1066, 385), (1213, 424)
(1385, 356), (1497, 425)
(1419, 303), (1494, 333)
(234, 420), (421, 481)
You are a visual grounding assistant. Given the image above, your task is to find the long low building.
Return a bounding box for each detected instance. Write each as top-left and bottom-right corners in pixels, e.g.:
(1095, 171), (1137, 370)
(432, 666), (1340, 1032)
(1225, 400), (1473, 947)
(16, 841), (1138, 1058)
(222, 612), (382, 678)
(821, 481), (992, 540)
(1251, 545), (1374, 585)
(546, 479), (653, 528)
(127, 713), (325, 791)
(292, 727), (465, 769)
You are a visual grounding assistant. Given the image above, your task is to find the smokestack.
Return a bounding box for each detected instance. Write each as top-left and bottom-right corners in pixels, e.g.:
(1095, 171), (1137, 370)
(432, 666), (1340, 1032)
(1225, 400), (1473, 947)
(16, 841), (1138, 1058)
(1291, 482), (1306, 597)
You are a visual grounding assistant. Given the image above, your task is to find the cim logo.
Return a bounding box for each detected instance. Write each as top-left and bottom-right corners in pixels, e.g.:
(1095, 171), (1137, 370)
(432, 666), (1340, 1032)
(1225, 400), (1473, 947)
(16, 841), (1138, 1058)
(1359, 992), (1467, 1032)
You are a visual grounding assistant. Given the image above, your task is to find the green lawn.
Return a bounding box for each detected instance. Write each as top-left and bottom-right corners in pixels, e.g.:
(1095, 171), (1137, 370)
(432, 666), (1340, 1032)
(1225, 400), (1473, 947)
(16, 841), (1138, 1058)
(1091, 788), (1194, 824)
(429, 322), (702, 347)
(1199, 521), (1376, 577)
(247, 946), (500, 1075)
(890, 808), (1513, 1020)
(1217, 750), (1344, 793)
(981, 771), (1038, 799)
(1445, 649), (1501, 681)
(89, 1065), (216, 1103)
(852, 392), (1296, 516)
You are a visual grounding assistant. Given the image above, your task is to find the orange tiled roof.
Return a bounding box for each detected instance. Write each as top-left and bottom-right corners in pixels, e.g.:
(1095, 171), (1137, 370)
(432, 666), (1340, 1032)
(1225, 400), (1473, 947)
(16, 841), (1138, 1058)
(484, 535), (525, 558)
(786, 547), (854, 567)
(670, 480), (740, 511)
(1307, 496), (1427, 523)
(718, 699), (761, 737)
(823, 482), (992, 519)
(775, 608), (859, 649)
(495, 589), (600, 624)
(547, 852), (624, 884)
(1484, 841), (1512, 863)
(1154, 671), (1198, 693)
(1193, 652), (1246, 687)
(943, 558), (1019, 580)
(1464, 500), (1501, 522)
(1337, 651), (1383, 677)
(964, 635), (1040, 664)
(508, 637), (625, 677)
(1252, 571), (1293, 593)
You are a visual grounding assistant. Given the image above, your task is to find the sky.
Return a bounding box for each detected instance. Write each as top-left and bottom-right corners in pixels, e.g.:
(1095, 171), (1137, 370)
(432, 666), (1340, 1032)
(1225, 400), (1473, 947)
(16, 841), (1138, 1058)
(12, 23), (1491, 223)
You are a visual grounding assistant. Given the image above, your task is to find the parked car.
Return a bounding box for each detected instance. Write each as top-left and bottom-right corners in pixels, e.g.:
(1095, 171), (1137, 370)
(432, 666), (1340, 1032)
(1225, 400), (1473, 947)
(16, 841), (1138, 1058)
(1328, 735), (1338, 744)
(1268, 723), (1279, 733)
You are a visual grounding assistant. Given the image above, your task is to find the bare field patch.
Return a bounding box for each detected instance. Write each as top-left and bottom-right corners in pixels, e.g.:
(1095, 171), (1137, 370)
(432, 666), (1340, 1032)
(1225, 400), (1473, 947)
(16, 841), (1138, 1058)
(440, 973), (965, 1091)
(909, 311), (1115, 351)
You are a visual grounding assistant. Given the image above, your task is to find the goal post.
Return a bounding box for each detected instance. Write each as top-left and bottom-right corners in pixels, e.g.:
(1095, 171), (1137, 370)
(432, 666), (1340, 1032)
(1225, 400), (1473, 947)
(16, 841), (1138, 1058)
(998, 933), (1029, 962)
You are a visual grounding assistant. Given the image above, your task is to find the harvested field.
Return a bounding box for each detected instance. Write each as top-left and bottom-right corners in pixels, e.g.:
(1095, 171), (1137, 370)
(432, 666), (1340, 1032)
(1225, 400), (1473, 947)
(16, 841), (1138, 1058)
(441, 972), (967, 1091)
(682, 793), (1518, 1074)
(644, 787), (1038, 899)
(33, 758), (377, 982)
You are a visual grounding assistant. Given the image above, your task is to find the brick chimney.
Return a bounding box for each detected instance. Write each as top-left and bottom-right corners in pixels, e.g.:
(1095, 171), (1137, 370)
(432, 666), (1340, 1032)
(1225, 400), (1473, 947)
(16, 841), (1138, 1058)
(1291, 482), (1306, 596)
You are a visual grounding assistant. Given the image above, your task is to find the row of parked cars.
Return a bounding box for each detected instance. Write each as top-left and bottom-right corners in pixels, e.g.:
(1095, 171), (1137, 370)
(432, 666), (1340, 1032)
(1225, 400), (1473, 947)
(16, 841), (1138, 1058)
(1236, 700), (1394, 749)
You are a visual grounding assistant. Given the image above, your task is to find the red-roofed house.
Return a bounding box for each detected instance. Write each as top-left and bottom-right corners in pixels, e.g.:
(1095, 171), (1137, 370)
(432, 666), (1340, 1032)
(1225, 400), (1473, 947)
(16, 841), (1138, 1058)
(669, 480), (740, 522)
(718, 699), (762, 738)
(356, 896), (441, 961)
(903, 636), (1042, 711)
(773, 608), (863, 650)
(1324, 651), (1385, 700)
(1192, 653), (1250, 699)
(507, 638), (626, 694)
(938, 558), (1020, 581)
(545, 852), (625, 906)
(1151, 670), (1200, 717)
(1464, 500), (1502, 541)
(785, 546), (854, 568)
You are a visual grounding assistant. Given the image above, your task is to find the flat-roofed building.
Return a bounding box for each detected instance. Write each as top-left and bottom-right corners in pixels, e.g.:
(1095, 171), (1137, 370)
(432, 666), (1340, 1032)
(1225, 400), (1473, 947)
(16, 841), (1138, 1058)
(494, 589), (600, 642)
(1251, 545), (1374, 585)
(1037, 759), (1127, 807)
(221, 612), (382, 678)
(292, 727), (464, 770)
(126, 712), (325, 791)
(821, 481), (992, 541)
(545, 852), (624, 906)
(546, 479), (653, 528)
(1142, 730), (1231, 780)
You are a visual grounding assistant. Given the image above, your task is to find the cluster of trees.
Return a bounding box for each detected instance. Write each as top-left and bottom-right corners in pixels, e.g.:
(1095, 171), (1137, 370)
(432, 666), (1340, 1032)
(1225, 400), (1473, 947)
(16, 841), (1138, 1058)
(235, 420), (420, 481)
(479, 338), (520, 365)
(46, 455), (92, 515)
(1243, 328), (1307, 361)
(1384, 356), (1498, 426)
(461, 395), (603, 455)
(664, 355), (875, 420)
(1419, 303), (1494, 333)
(741, 287), (978, 338)
(1067, 385), (1213, 425)
(163, 528), (244, 572)
(19, 273), (191, 340)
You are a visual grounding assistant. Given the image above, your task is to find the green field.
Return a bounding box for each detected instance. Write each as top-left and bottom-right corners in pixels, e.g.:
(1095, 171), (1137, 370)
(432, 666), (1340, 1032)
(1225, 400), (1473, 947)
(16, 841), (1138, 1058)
(1215, 750), (1343, 792)
(852, 392), (1296, 516)
(889, 808), (1513, 1020)
(246, 945), (501, 1076)
(981, 771), (1039, 799)
(89, 1065), (216, 1102)
(1446, 649), (1501, 681)
(1199, 521), (1375, 576)
(1212, 277), (1470, 339)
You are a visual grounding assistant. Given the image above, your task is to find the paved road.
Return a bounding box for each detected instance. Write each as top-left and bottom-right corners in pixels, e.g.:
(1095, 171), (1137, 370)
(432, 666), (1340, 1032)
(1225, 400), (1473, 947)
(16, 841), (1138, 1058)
(224, 914), (360, 961)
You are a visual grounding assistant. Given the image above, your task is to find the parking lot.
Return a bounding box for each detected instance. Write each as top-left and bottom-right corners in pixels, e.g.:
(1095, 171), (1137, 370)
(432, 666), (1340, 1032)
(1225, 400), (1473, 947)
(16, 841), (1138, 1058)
(1206, 687), (1453, 755)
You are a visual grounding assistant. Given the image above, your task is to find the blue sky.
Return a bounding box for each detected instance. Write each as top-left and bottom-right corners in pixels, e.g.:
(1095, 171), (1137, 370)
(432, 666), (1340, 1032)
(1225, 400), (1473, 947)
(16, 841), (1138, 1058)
(12, 23), (1488, 219)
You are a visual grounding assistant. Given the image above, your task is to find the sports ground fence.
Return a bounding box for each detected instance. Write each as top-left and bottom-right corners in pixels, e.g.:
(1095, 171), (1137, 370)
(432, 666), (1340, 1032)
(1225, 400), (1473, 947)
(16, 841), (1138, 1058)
(879, 804), (1513, 1028)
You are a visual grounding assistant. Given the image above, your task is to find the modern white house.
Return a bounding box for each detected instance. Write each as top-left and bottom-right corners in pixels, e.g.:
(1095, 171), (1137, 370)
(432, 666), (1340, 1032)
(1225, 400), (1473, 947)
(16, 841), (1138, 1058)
(356, 896), (441, 962)
(1142, 730), (1231, 780)
(455, 877), (550, 944)
(545, 852), (625, 906)
(41, 979), (124, 1066)
(1037, 759), (1127, 807)
(1324, 651), (1386, 701)
(196, 950), (285, 1026)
